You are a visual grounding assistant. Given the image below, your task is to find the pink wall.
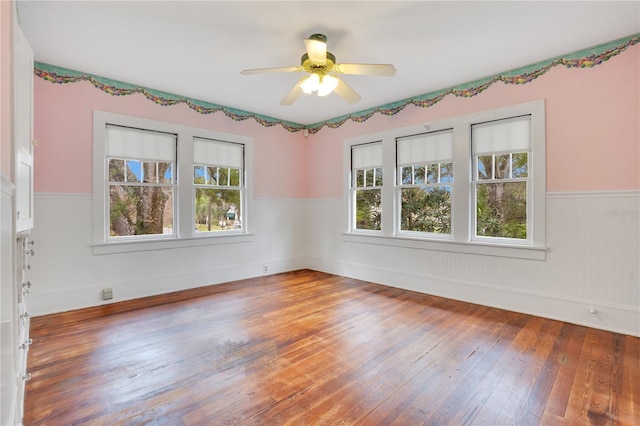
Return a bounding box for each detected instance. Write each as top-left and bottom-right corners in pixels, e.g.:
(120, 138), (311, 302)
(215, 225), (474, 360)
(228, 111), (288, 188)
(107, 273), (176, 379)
(308, 44), (640, 198)
(33, 78), (309, 198)
(1, 1), (12, 177)
(34, 44), (639, 199)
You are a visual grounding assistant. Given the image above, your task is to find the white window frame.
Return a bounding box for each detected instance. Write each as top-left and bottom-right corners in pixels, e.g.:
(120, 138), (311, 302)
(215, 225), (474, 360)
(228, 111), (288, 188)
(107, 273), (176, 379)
(343, 99), (546, 260)
(396, 129), (455, 239)
(193, 137), (245, 235)
(92, 111), (253, 255)
(105, 124), (178, 240)
(471, 116), (533, 245)
(349, 141), (384, 234)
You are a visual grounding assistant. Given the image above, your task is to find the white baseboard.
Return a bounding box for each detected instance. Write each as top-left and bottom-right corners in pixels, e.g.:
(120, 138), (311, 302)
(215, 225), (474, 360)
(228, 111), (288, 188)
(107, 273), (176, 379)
(29, 257), (307, 316)
(307, 257), (640, 337)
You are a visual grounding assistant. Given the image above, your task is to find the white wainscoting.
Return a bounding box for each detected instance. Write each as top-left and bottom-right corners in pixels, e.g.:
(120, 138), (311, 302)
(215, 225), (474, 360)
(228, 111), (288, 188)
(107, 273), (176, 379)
(28, 195), (309, 316)
(306, 191), (640, 337)
(29, 191), (639, 337)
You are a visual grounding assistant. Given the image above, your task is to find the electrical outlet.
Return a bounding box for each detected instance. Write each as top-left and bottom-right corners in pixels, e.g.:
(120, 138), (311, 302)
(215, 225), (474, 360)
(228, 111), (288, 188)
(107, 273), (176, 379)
(102, 288), (113, 300)
(263, 265), (268, 274)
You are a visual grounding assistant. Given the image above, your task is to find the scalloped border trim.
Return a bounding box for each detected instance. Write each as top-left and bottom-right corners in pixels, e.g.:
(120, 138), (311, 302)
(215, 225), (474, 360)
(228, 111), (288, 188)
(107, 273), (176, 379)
(35, 33), (639, 134)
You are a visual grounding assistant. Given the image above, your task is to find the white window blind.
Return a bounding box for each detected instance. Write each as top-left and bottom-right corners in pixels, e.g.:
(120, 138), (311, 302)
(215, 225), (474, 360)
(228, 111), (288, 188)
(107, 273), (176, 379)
(472, 116), (531, 155)
(352, 142), (383, 169)
(194, 137), (244, 168)
(397, 130), (453, 165)
(106, 125), (176, 162)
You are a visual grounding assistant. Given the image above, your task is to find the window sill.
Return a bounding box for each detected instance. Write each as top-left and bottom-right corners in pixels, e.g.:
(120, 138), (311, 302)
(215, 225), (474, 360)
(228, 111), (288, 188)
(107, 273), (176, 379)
(342, 233), (547, 260)
(92, 233), (255, 255)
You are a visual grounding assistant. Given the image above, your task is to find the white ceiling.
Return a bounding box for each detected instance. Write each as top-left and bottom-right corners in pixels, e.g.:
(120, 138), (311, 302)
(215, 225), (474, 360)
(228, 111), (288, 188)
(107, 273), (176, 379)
(16, 1), (640, 125)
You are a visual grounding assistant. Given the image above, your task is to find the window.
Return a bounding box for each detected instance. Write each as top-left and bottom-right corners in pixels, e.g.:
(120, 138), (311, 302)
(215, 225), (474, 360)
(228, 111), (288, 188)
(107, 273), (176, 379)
(472, 116), (531, 242)
(351, 142), (383, 231)
(93, 111), (252, 253)
(193, 138), (244, 233)
(397, 130), (453, 236)
(344, 100), (546, 259)
(106, 125), (177, 237)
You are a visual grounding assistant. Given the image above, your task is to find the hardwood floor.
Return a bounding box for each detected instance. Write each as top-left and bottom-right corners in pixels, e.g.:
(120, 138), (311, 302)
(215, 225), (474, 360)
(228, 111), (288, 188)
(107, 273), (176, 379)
(24, 270), (639, 425)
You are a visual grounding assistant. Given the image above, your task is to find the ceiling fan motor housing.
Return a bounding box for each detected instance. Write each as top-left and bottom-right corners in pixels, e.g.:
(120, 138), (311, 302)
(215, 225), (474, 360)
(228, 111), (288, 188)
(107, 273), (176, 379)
(300, 52), (336, 73)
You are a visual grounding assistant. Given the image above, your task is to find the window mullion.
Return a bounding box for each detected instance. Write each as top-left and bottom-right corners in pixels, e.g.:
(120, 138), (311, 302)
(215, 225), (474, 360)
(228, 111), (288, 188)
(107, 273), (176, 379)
(381, 137), (395, 236)
(451, 123), (470, 242)
(509, 153), (513, 179)
(177, 131), (193, 238)
(491, 155), (495, 180)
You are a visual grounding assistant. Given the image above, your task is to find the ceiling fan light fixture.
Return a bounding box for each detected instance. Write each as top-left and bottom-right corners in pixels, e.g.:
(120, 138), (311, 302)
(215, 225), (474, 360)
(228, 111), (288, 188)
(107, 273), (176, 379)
(300, 73), (339, 97)
(300, 73), (320, 94)
(317, 74), (339, 96)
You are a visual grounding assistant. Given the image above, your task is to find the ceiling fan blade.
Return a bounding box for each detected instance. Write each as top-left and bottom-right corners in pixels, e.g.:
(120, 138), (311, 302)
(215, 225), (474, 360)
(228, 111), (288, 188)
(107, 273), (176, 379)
(333, 78), (361, 104)
(241, 66), (302, 75)
(304, 38), (327, 65)
(333, 63), (396, 76)
(280, 81), (304, 105)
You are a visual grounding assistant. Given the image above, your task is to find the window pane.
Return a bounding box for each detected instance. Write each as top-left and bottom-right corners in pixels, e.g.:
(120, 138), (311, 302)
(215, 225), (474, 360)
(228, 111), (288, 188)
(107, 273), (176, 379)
(109, 159), (125, 182)
(495, 154), (510, 179)
(207, 167), (218, 185)
(401, 186), (451, 234)
(414, 165), (426, 184)
(440, 163), (453, 183)
(426, 164), (439, 184)
(512, 152), (528, 178)
(126, 160), (143, 183)
(355, 169), (365, 187)
(476, 181), (527, 239)
(477, 156), (492, 180)
(195, 188), (242, 232)
(109, 185), (173, 236)
(160, 163), (173, 184)
(229, 168), (241, 187)
(355, 188), (381, 230)
(219, 168), (230, 186)
(194, 166), (206, 184)
(401, 166), (412, 185)
(374, 168), (383, 187)
(143, 162), (156, 183)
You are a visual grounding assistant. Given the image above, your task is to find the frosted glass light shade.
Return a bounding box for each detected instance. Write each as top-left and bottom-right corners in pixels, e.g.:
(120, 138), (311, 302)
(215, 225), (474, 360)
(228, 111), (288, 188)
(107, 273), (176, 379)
(318, 75), (339, 96)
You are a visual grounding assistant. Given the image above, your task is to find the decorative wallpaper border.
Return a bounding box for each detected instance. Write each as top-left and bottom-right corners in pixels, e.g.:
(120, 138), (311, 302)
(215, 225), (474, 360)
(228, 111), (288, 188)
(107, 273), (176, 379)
(35, 63), (305, 133)
(35, 33), (639, 134)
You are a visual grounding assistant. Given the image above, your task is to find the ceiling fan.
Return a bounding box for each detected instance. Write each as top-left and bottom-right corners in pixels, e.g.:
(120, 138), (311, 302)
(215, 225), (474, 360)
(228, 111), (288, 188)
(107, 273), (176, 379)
(240, 34), (396, 105)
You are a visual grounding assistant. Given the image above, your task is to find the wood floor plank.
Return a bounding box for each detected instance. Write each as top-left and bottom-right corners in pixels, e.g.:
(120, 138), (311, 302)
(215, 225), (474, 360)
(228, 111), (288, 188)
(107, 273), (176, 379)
(562, 328), (615, 423)
(516, 321), (577, 423)
(619, 335), (640, 424)
(23, 270), (639, 425)
(539, 322), (588, 419)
